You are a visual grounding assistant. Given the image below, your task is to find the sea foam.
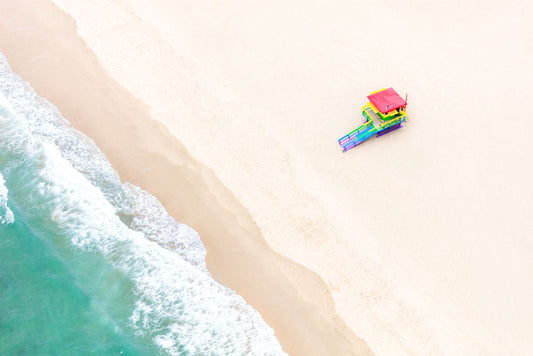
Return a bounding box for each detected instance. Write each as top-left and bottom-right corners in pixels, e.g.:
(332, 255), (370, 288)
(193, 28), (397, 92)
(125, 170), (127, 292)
(0, 173), (14, 225)
(0, 53), (285, 355)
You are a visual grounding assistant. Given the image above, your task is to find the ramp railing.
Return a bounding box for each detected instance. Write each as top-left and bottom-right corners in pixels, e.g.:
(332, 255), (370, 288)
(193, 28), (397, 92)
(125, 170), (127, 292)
(340, 125), (378, 151)
(338, 121), (373, 147)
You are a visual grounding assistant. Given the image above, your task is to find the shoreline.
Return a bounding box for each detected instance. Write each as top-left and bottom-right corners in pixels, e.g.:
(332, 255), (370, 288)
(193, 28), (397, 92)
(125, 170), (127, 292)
(3, 0), (533, 354)
(0, 1), (373, 355)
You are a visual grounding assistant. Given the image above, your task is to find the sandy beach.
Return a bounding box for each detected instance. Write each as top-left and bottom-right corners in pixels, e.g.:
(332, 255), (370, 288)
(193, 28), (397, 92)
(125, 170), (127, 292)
(0, 1), (371, 355)
(2, 0), (533, 354)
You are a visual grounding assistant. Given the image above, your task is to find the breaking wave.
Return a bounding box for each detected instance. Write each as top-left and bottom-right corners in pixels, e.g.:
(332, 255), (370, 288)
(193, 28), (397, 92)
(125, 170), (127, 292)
(0, 53), (285, 355)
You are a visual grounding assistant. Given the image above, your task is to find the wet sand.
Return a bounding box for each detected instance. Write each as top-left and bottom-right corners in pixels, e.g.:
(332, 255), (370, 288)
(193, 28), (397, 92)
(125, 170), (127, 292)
(0, 1), (373, 355)
(3, 0), (533, 354)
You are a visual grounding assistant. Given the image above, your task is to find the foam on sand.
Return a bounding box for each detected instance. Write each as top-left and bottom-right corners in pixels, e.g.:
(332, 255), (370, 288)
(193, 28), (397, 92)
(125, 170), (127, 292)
(0, 58), (286, 355)
(50, 0), (533, 354)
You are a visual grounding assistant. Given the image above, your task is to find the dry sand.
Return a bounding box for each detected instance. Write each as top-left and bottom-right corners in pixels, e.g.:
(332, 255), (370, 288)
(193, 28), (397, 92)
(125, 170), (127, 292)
(0, 1), (372, 355)
(3, 0), (533, 354)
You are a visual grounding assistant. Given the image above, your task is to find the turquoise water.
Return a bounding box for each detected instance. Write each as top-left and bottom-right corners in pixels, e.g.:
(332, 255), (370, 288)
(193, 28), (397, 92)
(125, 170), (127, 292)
(0, 53), (285, 355)
(0, 208), (151, 355)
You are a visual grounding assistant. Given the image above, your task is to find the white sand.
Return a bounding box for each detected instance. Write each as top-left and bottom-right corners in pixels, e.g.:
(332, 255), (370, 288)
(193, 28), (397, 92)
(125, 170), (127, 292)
(48, 0), (533, 354)
(1, 1), (374, 354)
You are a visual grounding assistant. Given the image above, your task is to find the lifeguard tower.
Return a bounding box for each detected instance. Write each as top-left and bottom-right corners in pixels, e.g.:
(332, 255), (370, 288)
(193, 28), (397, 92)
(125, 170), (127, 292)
(338, 88), (407, 151)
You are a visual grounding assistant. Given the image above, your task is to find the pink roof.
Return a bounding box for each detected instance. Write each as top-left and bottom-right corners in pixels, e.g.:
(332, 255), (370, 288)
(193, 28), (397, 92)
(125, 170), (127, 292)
(367, 88), (406, 114)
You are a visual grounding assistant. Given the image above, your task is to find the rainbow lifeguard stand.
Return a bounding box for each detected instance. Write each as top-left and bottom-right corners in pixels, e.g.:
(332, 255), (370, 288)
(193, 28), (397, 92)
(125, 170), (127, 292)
(338, 88), (407, 151)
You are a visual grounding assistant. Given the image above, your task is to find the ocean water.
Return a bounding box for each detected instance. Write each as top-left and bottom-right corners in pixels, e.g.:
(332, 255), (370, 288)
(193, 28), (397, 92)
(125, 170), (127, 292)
(0, 53), (285, 355)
